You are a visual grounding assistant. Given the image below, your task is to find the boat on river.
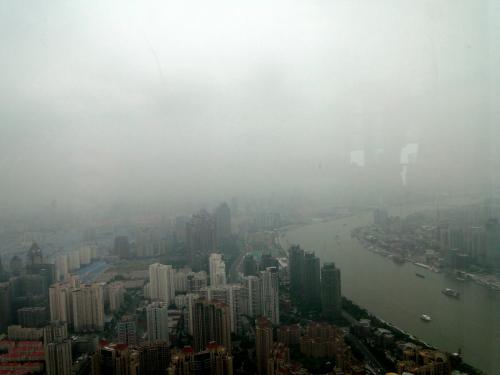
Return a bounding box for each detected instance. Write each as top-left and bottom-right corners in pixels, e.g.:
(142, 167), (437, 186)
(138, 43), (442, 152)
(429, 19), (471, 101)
(421, 314), (432, 322)
(442, 288), (460, 299)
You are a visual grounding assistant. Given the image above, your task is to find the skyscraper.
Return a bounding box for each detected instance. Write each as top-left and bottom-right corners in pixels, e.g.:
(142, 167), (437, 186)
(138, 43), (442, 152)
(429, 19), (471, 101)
(260, 267), (279, 325)
(256, 317), (273, 375)
(49, 283), (73, 325)
(45, 339), (72, 375)
(72, 284), (105, 332)
(321, 262), (342, 319)
(146, 302), (170, 344)
(288, 245), (304, 298)
(184, 293), (201, 335)
(192, 300), (231, 353)
(302, 252), (321, 307)
(209, 253), (227, 287)
(149, 263), (175, 305)
(186, 211), (216, 270)
(243, 275), (261, 317)
(225, 284), (246, 333)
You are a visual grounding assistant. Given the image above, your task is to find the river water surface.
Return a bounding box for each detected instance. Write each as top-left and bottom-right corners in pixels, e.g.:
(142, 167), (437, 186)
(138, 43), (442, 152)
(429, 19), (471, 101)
(285, 210), (500, 374)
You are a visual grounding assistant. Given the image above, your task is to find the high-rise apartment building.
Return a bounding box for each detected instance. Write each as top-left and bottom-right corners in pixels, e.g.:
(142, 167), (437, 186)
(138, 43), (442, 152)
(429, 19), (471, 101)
(209, 253), (226, 287)
(45, 339), (73, 375)
(174, 270), (189, 293)
(243, 276), (261, 317)
(149, 263), (175, 305)
(146, 302), (170, 344)
(199, 284), (246, 334)
(117, 315), (137, 346)
(321, 262), (342, 318)
(260, 267), (279, 325)
(192, 300), (231, 353)
(187, 271), (208, 293)
(55, 255), (69, 282)
(72, 284), (105, 332)
(49, 282), (74, 325)
(225, 284), (245, 333)
(256, 317), (273, 375)
(108, 282), (126, 312)
(68, 251), (81, 272)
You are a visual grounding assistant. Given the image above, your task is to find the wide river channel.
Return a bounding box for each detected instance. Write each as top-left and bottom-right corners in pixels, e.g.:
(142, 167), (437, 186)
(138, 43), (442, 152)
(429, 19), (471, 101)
(284, 208), (500, 374)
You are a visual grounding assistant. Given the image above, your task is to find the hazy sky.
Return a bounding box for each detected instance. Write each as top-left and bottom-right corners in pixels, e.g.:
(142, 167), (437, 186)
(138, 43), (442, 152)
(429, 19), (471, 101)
(0, 0), (498, 212)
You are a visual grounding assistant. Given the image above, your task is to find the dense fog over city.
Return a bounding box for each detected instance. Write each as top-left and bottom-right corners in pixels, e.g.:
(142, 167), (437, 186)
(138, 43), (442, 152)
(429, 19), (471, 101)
(1, 2), (500, 375)
(1, 0), (499, 216)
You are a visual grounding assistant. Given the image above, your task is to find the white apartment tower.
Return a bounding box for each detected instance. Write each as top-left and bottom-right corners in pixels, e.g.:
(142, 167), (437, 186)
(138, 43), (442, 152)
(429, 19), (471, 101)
(71, 284), (105, 332)
(209, 253), (226, 287)
(260, 267), (279, 325)
(149, 263), (175, 305)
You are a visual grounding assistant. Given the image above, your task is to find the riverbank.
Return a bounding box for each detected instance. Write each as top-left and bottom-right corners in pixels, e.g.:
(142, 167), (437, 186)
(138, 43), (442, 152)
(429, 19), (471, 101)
(352, 224), (500, 293)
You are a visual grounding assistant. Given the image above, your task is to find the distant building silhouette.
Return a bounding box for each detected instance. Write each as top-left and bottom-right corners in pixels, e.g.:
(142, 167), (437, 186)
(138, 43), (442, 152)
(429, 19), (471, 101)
(26, 242), (43, 266)
(186, 210), (216, 270)
(113, 236), (131, 259)
(215, 202), (232, 246)
(9, 255), (23, 276)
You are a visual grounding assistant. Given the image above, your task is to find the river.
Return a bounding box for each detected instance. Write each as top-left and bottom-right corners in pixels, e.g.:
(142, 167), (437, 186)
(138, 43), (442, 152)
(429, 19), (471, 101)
(284, 210), (500, 374)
